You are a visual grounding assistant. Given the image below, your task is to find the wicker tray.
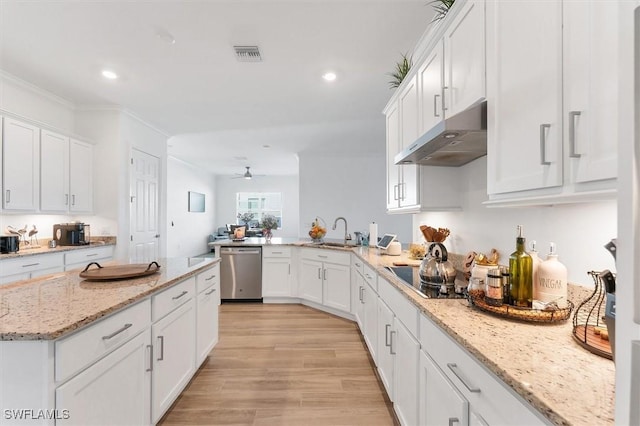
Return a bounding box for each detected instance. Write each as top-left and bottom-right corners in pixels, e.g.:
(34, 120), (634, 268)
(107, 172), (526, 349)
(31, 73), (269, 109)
(468, 292), (573, 323)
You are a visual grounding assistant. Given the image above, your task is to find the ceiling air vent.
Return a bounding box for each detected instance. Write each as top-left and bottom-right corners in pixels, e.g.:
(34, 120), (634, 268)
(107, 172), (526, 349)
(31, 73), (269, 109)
(233, 46), (262, 62)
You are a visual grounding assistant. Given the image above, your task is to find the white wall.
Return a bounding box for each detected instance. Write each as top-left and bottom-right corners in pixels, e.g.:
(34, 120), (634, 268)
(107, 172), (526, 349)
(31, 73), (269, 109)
(166, 156), (216, 257)
(298, 152), (412, 243)
(215, 175), (300, 238)
(413, 157), (617, 286)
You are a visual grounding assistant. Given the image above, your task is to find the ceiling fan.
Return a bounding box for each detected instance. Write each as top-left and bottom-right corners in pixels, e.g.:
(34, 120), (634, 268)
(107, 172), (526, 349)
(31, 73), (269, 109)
(232, 166), (264, 180)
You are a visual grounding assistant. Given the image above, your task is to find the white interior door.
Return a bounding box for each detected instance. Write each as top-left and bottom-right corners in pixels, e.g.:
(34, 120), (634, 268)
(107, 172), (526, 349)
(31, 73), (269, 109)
(130, 149), (160, 262)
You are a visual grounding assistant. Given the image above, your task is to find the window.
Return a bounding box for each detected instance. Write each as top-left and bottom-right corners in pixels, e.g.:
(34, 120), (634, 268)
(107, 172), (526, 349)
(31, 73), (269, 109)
(236, 192), (282, 229)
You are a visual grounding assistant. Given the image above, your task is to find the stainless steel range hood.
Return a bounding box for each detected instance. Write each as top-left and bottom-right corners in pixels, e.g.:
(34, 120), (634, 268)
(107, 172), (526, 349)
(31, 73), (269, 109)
(394, 101), (487, 167)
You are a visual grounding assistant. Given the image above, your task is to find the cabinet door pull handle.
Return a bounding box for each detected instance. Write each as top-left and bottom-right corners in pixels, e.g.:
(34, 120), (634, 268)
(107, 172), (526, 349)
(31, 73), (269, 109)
(22, 263), (40, 268)
(385, 324), (391, 347)
(157, 336), (165, 361)
(205, 288), (217, 295)
(539, 123), (552, 165)
(5, 190), (10, 204)
(390, 330), (396, 354)
(205, 275), (216, 281)
(65, 194), (69, 205)
(172, 290), (188, 300)
(102, 323), (132, 340)
(447, 363), (481, 393)
(323, 268), (327, 281)
(318, 255), (328, 259)
(359, 286), (364, 303)
(401, 182), (406, 201)
(442, 86), (449, 111)
(288, 264), (291, 275)
(448, 417), (459, 426)
(72, 194), (76, 206)
(361, 287), (366, 304)
(146, 345), (153, 372)
(318, 268), (322, 279)
(569, 111), (582, 158)
(355, 262), (361, 268)
(393, 184), (399, 201)
(434, 94), (441, 117)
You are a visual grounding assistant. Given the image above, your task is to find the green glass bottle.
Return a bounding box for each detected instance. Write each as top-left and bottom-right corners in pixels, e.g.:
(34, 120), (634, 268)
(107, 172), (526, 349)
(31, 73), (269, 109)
(509, 225), (533, 307)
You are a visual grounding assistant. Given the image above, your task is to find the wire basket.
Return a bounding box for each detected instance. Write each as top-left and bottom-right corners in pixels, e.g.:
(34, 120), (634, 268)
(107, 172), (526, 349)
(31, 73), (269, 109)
(571, 271), (613, 359)
(467, 291), (572, 323)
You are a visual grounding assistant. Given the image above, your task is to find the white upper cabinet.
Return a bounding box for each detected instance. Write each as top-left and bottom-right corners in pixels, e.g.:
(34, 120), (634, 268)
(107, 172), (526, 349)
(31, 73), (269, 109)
(486, 0), (618, 204)
(69, 138), (93, 212)
(386, 102), (402, 211)
(418, 44), (444, 135)
(486, 0), (563, 196)
(2, 117), (40, 211)
(40, 129), (70, 212)
(443, 0), (486, 117)
(563, 1), (618, 185)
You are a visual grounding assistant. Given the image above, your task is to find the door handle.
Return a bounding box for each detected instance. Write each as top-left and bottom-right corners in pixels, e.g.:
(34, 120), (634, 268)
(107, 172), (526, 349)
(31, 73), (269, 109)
(442, 86), (449, 111)
(393, 184), (399, 201)
(318, 267), (322, 279)
(65, 194), (69, 205)
(434, 94), (441, 117)
(72, 194), (76, 205)
(389, 330), (396, 354)
(157, 336), (165, 361)
(569, 111), (581, 158)
(5, 190), (10, 204)
(539, 123), (552, 165)
(146, 345), (153, 372)
(323, 268), (327, 281)
(359, 286), (364, 303)
(385, 324), (391, 347)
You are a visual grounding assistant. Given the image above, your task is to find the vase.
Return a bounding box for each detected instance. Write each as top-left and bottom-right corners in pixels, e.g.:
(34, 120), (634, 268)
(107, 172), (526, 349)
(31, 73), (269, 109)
(264, 229), (273, 242)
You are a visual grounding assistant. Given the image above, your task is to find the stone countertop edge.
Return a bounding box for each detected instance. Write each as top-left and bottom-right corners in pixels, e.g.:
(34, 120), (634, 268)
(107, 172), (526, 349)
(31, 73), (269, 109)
(0, 237), (117, 259)
(0, 257), (219, 341)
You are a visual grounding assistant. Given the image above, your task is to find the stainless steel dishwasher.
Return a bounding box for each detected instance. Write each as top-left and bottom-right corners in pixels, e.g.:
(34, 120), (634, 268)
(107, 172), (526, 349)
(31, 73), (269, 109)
(220, 246), (262, 301)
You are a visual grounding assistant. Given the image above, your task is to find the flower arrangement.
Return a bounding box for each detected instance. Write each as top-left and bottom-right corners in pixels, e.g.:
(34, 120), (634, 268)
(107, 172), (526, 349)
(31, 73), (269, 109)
(260, 215), (278, 231)
(237, 212), (255, 225)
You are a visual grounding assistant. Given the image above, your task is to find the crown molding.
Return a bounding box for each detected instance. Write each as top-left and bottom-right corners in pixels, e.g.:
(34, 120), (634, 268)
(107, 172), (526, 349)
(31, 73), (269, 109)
(0, 69), (76, 110)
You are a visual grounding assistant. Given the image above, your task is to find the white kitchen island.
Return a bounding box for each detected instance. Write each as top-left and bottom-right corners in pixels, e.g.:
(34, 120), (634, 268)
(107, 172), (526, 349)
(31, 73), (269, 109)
(0, 257), (220, 426)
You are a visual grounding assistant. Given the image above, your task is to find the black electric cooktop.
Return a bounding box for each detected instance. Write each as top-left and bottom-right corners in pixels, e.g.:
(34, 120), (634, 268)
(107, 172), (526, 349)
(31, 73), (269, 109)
(385, 266), (467, 299)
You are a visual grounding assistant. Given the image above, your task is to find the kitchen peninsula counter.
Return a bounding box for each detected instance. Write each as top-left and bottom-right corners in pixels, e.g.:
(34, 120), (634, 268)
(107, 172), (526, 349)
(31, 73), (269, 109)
(0, 257), (218, 340)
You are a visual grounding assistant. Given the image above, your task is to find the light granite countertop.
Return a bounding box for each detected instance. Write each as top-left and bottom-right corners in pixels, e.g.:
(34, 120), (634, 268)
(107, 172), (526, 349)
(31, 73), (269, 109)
(0, 236), (116, 260)
(350, 246), (615, 426)
(0, 257), (219, 341)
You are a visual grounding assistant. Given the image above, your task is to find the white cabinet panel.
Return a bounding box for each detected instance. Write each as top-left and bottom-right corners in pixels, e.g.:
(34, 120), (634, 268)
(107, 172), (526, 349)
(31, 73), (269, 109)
(263, 257), (292, 297)
(196, 284), (219, 366)
(352, 269), (365, 329)
(69, 139), (93, 212)
(377, 299), (395, 399)
(363, 280), (378, 362)
(393, 319), (420, 426)
(386, 102), (401, 210)
(152, 300), (196, 423)
(419, 44), (444, 135)
(323, 262), (350, 312)
(444, 0), (486, 117)
(299, 258), (323, 304)
(2, 117), (39, 211)
(486, 0), (563, 195)
(420, 351), (469, 426)
(40, 129), (69, 212)
(56, 329), (151, 426)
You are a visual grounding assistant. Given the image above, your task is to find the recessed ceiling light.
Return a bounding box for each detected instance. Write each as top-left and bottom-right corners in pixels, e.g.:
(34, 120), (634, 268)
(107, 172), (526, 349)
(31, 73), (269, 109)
(322, 72), (337, 82)
(101, 70), (118, 80)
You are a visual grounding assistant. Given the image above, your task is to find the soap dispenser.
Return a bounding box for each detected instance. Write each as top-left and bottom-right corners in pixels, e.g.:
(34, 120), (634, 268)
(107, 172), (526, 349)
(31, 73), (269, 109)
(535, 242), (568, 309)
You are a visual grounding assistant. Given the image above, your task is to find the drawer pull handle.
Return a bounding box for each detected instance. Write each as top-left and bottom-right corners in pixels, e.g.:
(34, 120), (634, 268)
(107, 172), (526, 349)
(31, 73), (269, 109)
(157, 336), (164, 361)
(385, 324), (391, 347)
(205, 275), (216, 281)
(86, 253), (99, 257)
(318, 255), (328, 259)
(205, 288), (217, 295)
(102, 323), (132, 340)
(172, 290), (188, 300)
(22, 263), (40, 268)
(447, 363), (481, 393)
(272, 251), (283, 254)
(355, 263), (362, 267)
(448, 417), (459, 426)
(146, 345), (153, 372)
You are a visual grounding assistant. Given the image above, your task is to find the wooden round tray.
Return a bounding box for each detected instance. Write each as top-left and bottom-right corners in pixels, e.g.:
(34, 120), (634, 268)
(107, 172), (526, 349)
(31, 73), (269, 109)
(468, 292), (573, 323)
(572, 324), (613, 359)
(79, 261), (161, 281)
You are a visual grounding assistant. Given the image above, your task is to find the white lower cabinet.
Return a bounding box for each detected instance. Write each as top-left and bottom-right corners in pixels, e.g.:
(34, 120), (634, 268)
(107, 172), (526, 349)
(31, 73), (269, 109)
(420, 350), (469, 426)
(152, 300), (196, 423)
(262, 247), (293, 297)
(351, 258), (365, 329)
(56, 329), (152, 426)
(376, 300), (395, 398)
(419, 314), (548, 425)
(0, 253), (65, 286)
(196, 270), (220, 366)
(393, 319), (420, 426)
(362, 279), (378, 363)
(299, 249), (351, 315)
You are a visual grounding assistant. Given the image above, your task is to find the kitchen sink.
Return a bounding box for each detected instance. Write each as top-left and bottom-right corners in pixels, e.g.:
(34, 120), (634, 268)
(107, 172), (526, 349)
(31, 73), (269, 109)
(317, 242), (355, 248)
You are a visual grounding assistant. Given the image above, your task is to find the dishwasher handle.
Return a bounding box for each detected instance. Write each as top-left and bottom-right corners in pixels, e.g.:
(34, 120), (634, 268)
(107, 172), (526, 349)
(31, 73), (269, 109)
(221, 247), (261, 255)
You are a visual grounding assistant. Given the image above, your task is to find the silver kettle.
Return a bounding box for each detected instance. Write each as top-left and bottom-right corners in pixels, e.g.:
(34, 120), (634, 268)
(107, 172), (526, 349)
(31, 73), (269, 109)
(419, 242), (456, 287)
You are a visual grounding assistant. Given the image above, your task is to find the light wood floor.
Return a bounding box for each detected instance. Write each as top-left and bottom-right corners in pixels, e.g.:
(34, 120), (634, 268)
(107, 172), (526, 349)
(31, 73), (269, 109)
(159, 303), (397, 426)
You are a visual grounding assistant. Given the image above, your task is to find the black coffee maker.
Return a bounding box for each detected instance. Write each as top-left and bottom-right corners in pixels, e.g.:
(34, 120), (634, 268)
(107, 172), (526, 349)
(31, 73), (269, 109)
(53, 223), (90, 246)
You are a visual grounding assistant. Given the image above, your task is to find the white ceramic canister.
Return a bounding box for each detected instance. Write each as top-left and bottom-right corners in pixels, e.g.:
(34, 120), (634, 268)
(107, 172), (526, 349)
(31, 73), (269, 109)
(471, 263), (493, 285)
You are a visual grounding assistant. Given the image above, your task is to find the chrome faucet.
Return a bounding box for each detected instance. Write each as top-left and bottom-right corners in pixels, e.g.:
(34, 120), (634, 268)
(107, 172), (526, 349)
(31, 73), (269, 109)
(332, 217), (352, 244)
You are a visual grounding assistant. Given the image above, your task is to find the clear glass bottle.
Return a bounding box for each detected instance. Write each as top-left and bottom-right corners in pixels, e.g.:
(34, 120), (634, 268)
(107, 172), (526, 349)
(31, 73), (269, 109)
(485, 268), (503, 306)
(509, 225), (533, 307)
